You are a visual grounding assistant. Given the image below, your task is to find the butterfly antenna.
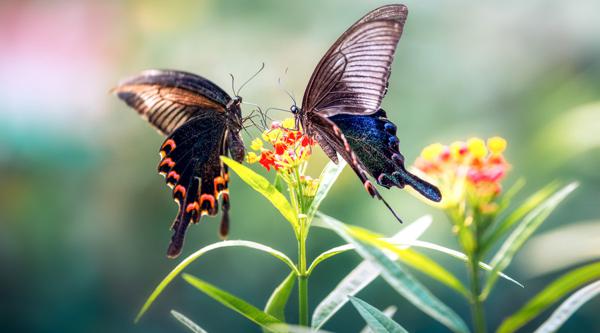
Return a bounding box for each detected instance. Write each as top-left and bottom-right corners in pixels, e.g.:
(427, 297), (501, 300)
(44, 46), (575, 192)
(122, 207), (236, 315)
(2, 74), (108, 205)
(277, 68), (297, 107)
(265, 106), (292, 114)
(236, 62), (265, 96)
(376, 192), (404, 224)
(229, 73), (237, 97)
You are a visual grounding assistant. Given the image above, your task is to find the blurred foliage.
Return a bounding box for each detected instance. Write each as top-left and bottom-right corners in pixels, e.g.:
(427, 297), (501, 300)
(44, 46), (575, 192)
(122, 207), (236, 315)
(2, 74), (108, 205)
(1, 0), (599, 332)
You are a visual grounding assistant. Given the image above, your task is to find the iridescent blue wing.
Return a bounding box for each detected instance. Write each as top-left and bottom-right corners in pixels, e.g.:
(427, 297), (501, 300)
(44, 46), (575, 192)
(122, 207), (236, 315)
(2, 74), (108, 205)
(328, 110), (441, 202)
(114, 70), (242, 258)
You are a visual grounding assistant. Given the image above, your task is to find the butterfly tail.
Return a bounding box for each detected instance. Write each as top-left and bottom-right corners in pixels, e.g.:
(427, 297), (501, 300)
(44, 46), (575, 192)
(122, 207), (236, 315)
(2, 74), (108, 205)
(394, 168), (442, 202)
(219, 193), (230, 239)
(167, 215), (190, 258)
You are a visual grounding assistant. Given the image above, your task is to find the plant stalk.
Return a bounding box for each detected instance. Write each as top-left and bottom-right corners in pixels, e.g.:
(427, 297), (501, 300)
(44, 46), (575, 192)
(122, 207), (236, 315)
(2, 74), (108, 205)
(297, 224), (309, 326)
(468, 253), (487, 333)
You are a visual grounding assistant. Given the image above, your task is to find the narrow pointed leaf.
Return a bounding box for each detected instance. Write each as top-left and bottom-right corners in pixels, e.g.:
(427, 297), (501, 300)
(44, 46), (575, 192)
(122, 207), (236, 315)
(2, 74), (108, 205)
(221, 156), (297, 226)
(482, 182), (560, 253)
(534, 280), (600, 333)
(497, 261), (600, 333)
(135, 240), (297, 322)
(360, 306), (398, 333)
(170, 310), (208, 333)
(307, 159), (346, 219)
(348, 225), (469, 298)
(311, 216), (432, 330)
(182, 274), (285, 332)
(318, 213), (470, 333)
(308, 215), (432, 275)
(484, 182), (578, 297)
(264, 272), (296, 323)
(350, 297), (408, 333)
(409, 240), (523, 288)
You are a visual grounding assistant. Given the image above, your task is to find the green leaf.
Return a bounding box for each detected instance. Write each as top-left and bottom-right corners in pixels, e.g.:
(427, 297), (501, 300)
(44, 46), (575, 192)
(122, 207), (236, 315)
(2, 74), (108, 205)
(311, 216), (432, 331)
(360, 306), (398, 333)
(497, 261), (600, 333)
(409, 240), (523, 289)
(135, 240), (297, 322)
(318, 213), (470, 333)
(348, 225), (469, 298)
(182, 274), (285, 332)
(308, 215), (432, 275)
(482, 181), (560, 253)
(534, 280), (600, 333)
(221, 156), (297, 227)
(307, 159), (346, 220)
(350, 296), (408, 333)
(264, 272), (296, 323)
(483, 182), (578, 298)
(170, 310), (208, 333)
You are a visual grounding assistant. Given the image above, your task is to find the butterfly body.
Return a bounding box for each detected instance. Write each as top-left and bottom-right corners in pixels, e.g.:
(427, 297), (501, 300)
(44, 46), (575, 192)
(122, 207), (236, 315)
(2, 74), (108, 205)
(292, 4), (441, 220)
(114, 70), (244, 258)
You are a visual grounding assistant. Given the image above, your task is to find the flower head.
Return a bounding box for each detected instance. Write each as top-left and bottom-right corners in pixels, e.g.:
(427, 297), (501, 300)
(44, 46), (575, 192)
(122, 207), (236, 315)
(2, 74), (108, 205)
(413, 136), (510, 210)
(246, 118), (315, 173)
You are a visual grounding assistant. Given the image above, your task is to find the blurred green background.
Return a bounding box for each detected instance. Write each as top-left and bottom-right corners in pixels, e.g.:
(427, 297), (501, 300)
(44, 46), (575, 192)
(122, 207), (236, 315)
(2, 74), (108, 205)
(1, 0), (599, 332)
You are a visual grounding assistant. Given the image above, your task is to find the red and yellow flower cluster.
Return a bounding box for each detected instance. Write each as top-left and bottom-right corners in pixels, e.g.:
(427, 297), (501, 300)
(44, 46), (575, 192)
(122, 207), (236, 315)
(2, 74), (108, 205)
(413, 137), (510, 208)
(246, 118), (314, 172)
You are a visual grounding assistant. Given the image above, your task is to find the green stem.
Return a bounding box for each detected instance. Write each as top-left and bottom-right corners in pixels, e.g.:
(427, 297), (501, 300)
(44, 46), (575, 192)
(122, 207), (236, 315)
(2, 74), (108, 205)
(297, 223), (309, 326)
(468, 252), (487, 333)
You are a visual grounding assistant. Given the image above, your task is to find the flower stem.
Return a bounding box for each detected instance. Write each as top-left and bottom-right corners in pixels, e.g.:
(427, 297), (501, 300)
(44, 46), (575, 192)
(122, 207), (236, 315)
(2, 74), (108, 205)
(297, 224), (309, 326)
(468, 253), (487, 333)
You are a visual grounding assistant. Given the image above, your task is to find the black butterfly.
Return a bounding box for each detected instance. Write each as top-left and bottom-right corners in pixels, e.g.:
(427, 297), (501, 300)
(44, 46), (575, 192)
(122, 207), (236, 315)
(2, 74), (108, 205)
(291, 4), (442, 221)
(113, 70), (245, 258)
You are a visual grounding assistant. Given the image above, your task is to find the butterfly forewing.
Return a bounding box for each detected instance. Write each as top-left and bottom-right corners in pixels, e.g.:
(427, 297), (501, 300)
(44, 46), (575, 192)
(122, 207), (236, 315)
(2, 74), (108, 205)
(113, 70), (230, 135)
(302, 8), (408, 116)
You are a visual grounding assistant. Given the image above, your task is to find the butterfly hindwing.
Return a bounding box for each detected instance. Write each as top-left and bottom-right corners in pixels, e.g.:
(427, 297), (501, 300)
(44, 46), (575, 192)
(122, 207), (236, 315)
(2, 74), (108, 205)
(328, 110), (441, 202)
(159, 114), (231, 258)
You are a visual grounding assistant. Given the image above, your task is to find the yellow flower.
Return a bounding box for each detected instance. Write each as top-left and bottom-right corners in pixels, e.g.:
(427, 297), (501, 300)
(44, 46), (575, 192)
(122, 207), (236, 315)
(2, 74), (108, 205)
(262, 128), (282, 143)
(250, 138), (263, 151)
(246, 152), (258, 163)
(467, 137), (487, 159)
(450, 141), (466, 159)
(487, 136), (507, 155)
(421, 143), (444, 161)
(282, 118), (296, 130)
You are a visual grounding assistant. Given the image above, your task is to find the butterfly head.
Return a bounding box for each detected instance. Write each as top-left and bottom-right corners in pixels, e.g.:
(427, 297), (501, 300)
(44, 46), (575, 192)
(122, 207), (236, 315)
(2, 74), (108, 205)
(290, 105), (300, 114)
